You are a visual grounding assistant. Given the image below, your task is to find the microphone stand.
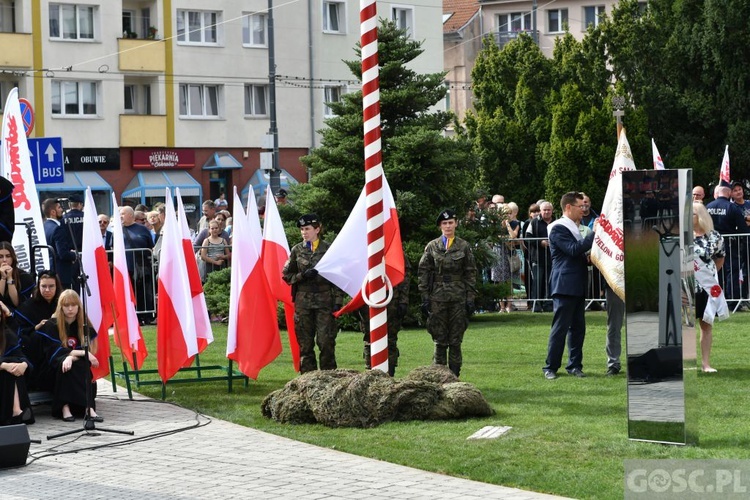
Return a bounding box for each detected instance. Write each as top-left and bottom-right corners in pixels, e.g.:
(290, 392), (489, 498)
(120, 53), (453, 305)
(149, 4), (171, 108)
(48, 199), (134, 440)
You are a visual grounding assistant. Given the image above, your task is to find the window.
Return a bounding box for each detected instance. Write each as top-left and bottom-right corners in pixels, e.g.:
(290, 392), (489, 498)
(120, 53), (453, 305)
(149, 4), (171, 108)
(323, 1), (344, 33)
(179, 84), (220, 118)
(124, 84), (152, 114)
(497, 12), (532, 33)
(323, 85), (343, 117)
(391, 6), (414, 37)
(583, 6), (605, 29)
(51, 81), (97, 116)
(176, 10), (219, 44)
(244, 85), (268, 116)
(243, 13), (267, 46)
(0, 81), (18, 112)
(547, 9), (568, 33)
(49, 4), (95, 40)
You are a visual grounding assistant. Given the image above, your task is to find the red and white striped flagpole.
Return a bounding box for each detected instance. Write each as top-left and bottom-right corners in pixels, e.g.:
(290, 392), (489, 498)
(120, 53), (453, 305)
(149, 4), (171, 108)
(361, 1), (390, 373)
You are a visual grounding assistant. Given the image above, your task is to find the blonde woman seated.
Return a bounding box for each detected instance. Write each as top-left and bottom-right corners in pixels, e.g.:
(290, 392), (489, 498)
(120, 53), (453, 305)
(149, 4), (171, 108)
(693, 202), (729, 373)
(34, 290), (102, 422)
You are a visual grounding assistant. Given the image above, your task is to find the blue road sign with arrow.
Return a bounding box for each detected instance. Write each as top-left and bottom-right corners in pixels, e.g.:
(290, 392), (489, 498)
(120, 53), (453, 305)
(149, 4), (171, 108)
(28, 137), (64, 184)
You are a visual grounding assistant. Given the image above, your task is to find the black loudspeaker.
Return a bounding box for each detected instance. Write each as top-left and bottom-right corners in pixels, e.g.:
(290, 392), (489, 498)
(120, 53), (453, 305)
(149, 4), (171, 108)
(628, 346), (682, 382)
(0, 424), (30, 468)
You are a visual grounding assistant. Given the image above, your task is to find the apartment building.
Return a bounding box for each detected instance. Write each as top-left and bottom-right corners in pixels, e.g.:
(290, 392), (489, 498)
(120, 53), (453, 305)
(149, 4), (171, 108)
(445, 0), (628, 123)
(0, 0), (442, 221)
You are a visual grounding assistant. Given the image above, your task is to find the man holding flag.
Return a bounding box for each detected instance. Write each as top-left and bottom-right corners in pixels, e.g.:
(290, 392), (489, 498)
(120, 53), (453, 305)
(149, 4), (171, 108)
(282, 214), (342, 373)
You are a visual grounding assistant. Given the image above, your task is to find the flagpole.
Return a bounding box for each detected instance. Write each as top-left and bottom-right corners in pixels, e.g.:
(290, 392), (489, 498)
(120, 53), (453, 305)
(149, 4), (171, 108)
(360, 2), (390, 373)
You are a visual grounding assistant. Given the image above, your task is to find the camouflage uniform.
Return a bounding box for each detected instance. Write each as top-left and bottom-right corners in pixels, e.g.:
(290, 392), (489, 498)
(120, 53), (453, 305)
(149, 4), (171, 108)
(282, 239), (341, 373)
(418, 236), (476, 377)
(357, 259), (410, 375)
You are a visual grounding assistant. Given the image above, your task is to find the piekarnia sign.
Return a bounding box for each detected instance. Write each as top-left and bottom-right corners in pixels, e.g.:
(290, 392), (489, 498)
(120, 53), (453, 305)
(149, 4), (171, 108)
(132, 148), (195, 169)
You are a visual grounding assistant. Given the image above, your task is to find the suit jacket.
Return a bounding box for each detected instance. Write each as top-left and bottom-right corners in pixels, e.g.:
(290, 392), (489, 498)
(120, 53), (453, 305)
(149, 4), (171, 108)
(548, 220), (594, 297)
(43, 218), (76, 286)
(103, 230), (114, 251)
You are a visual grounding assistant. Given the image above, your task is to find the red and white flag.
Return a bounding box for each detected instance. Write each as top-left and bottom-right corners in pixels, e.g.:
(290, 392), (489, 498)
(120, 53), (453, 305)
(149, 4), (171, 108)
(591, 129), (637, 302)
(720, 145), (731, 187)
(652, 138), (665, 170)
(111, 193), (148, 370)
(261, 185), (300, 372)
(176, 188), (212, 353)
(157, 188), (198, 383)
(80, 188), (114, 380)
(226, 189), (281, 379)
(316, 175), (404, 317)
(0, 88), (48, 271)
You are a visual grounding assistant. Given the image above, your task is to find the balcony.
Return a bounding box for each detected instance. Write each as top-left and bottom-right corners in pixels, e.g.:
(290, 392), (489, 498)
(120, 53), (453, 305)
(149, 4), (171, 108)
(0, 33), (32, 68)
(120, 114), (167, 147)
(118, 38), (165, 73)
(493, 30), (538, 49)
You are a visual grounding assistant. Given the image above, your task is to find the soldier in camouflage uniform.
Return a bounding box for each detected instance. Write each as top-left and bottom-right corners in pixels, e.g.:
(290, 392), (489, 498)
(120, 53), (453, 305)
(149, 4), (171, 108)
(282, 214), (342, 373)
(418, 209), (477, 377)
(357, 253), (410, 376)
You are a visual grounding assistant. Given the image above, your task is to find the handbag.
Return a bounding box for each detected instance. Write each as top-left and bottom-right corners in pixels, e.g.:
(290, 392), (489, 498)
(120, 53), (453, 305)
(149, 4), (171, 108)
(509, 250), (522, 273)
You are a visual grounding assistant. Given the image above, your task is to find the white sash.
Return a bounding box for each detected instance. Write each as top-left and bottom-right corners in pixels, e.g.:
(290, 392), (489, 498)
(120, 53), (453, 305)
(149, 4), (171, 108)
(694, 258), (729, 324)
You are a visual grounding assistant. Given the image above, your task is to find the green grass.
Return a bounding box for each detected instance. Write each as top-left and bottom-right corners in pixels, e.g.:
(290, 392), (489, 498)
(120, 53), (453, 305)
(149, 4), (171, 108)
(116, 312), (750, 500)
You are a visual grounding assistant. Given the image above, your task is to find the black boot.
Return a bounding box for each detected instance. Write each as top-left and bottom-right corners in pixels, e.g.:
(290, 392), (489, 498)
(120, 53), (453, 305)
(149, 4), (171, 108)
(388, 365), (396, 377)
(449, 364), (460, 378)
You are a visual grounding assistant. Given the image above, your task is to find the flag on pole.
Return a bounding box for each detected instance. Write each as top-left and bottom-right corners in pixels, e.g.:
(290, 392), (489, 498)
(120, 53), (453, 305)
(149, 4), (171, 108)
(176, 188), (213, 353)
(316, 175), (405, 317)
(80, 188), (114, 380)
(226, 189), (281, 379)
(0, 88), (48, 271)
(261, 185), (300, 372)
(591, 129), (637, 302)
(157, 188), (198, 383)
(652, 139), (665, 170)
(111, 193), (148, 370)
(720, 145), (731, 187)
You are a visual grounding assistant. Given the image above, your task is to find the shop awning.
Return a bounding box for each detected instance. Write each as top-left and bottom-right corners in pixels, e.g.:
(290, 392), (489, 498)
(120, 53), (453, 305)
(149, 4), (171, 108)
(122, 171), (202, 200)
(202, 151), (243, 170)
(241, 169), (298, 205)
(37, 171), (112, 194)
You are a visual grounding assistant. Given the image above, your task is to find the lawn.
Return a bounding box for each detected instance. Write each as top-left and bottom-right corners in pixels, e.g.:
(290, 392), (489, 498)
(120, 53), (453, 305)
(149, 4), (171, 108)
(115, 312), (750, 500)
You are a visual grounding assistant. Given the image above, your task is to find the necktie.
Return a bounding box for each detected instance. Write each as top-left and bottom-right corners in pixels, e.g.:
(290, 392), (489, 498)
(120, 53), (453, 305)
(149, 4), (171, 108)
(306, 241), (312, 251)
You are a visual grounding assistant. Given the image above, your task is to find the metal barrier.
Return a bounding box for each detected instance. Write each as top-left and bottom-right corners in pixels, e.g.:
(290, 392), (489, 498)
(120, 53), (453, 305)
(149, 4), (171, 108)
(717, 231), (750, 313)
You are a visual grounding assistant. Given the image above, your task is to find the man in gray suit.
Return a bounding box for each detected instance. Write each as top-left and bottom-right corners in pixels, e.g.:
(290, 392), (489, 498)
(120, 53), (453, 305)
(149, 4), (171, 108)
(542, 192), (596, 379)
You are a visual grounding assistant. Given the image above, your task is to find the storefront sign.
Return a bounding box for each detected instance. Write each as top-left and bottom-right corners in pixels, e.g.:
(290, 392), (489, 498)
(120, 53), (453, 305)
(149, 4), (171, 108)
(133, 149), (194, 169)
(65, 148), (120, 171)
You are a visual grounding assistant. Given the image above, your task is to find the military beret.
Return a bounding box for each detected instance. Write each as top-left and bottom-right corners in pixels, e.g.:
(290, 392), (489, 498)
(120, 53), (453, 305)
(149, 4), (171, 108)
(297, 213), (319, 227)
(275, 188), (288, 198)
(69, 194), (84, 203)
(436, 209), (457, 225)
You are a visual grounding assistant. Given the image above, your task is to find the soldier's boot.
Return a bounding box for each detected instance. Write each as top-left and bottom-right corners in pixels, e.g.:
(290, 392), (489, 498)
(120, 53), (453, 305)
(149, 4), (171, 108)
(449, 364), (461, 378)
(433, 344), (448, 365)
(388, 365), (396, 377)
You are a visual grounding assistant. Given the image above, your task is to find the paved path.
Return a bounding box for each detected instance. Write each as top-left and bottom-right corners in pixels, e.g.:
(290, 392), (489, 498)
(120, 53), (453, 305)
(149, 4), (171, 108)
(1, 382), (568, 500)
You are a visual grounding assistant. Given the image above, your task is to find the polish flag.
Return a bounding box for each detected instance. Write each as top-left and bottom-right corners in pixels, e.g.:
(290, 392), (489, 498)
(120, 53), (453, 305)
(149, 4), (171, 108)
(226, 189), (281, 379)
(111, 194), (147, 370)
(720, 145), (731, 187)
(176, 188), (212, 354)
(652, 139), (665, 170)
(157, 188), (198, 383)
(316, 175), (404, 317)
(80, 188), (114, 380)
(261, 185), (300, 372)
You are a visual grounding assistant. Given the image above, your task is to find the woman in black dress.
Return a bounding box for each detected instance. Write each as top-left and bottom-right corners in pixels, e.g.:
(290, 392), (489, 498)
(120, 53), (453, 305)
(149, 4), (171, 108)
(0, 242), (35, 313)
(0, 302), (34, 425)
(35, 289), (102, 422)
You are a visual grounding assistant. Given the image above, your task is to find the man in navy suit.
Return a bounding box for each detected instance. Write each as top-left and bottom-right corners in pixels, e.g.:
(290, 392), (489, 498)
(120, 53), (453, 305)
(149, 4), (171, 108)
(542, 192), (596, 379)
(41, 198), (77, 289)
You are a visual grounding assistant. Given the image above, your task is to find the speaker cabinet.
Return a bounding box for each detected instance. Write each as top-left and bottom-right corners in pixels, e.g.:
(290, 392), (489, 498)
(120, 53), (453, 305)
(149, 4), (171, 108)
(0, 424), (30, 468)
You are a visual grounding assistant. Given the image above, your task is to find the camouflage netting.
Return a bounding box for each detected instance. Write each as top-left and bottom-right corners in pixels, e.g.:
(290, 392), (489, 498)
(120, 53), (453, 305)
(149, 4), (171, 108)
(261, 365), (495, 428)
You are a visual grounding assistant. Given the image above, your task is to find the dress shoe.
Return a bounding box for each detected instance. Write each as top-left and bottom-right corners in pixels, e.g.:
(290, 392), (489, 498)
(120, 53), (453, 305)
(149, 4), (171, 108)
(21, 407), (35, 425)
(10, 414), (23, 425)
(543, 370), (557, 380)
(567, 368), (586, 378)
(62, 415), (76, 422)
(606, 367), (620, 376)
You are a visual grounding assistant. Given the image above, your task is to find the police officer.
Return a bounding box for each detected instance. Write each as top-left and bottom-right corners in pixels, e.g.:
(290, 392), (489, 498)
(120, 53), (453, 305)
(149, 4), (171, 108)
(707, 185), (745, 300)
(62, 194), (85, 251)
(282, 214), (341, 373)
(418, 209), (477, 377)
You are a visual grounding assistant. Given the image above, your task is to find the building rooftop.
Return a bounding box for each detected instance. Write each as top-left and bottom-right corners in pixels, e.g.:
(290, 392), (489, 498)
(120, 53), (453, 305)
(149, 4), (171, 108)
(443, 0), (480, 34)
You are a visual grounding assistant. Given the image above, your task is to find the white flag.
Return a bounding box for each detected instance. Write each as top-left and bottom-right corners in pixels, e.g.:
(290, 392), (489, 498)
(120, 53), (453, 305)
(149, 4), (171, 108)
(652, 138), (665, 170)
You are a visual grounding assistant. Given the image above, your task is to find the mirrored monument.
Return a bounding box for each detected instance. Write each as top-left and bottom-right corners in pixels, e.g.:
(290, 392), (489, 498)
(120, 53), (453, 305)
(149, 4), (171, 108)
(623, 169), (696, 445)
